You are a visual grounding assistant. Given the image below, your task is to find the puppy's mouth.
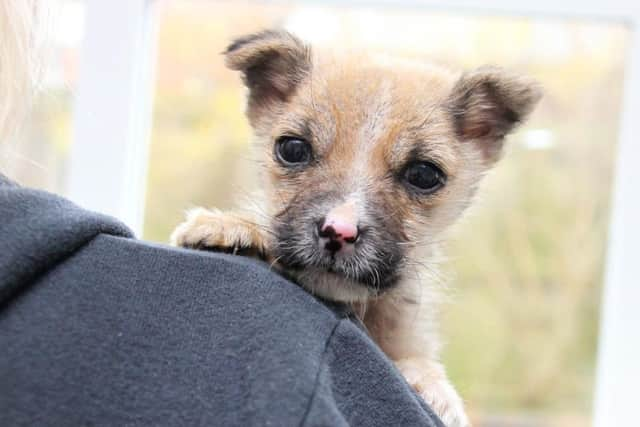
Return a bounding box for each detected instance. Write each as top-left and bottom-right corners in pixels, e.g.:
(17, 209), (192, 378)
(272, 227), (403, 294)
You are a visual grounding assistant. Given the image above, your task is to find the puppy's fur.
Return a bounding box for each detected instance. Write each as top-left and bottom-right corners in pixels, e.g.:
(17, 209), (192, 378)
(172, 30), (541, 427)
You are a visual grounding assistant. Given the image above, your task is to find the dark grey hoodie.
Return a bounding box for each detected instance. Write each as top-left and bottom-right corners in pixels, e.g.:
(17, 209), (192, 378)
(0, 175), (443, 427)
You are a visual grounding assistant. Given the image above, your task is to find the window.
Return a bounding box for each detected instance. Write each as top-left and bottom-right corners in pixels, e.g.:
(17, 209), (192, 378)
(144, 2), (629, 425)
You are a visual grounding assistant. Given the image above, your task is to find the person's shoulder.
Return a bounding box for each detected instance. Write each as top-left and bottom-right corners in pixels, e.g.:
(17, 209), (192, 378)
(1, 226), (355, 426)
(77, 234), (354, 424)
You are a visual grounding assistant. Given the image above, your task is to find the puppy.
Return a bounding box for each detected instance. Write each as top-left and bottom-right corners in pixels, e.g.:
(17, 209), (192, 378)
(171, 30), (541, 427)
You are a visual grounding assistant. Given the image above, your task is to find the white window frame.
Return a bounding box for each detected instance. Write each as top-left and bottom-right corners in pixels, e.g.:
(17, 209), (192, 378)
(68, 0), (157, 235)
(68, 0), (640, 424)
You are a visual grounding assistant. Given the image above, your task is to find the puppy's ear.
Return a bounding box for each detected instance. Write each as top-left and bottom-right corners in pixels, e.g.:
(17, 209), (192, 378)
(448, 66), (542, 162)
(224, 30), (311, 106)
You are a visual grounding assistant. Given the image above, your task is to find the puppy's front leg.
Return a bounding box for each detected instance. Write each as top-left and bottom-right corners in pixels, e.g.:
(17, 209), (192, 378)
(394, 358), (469, 427)
(360, 291), (469, 427)
(171, 207), (269, 260)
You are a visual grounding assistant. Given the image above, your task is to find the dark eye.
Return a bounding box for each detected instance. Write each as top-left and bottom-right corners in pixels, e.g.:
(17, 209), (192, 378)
(275, 137), (313, 166)
(403, 161), (446, 193)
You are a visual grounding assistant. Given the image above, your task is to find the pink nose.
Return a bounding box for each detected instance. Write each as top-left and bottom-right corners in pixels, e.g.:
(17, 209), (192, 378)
(321, 218), (359, 243)
(319, 201), (360, 248)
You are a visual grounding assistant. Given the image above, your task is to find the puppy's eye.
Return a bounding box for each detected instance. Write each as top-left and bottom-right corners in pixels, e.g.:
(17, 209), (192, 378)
(403, 161), (446, 193)
(275, 137), (312, 166)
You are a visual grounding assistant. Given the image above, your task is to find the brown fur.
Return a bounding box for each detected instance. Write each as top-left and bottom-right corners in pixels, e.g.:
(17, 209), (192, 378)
(172, 30), (542, 427)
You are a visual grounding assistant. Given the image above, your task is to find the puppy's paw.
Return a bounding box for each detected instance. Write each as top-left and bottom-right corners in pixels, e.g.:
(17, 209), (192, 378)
(171, 208), (268, 259)
(396, 358), (470, 427)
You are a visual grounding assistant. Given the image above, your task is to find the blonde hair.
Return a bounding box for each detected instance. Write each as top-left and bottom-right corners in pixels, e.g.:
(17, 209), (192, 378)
(0, 0), (45, 172)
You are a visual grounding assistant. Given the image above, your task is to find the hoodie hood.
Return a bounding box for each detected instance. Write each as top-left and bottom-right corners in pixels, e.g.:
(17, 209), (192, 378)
(0, 175), (132, 304)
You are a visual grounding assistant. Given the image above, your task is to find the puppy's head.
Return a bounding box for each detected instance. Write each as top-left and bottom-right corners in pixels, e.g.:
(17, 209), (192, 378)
(225, 30), (541, 302)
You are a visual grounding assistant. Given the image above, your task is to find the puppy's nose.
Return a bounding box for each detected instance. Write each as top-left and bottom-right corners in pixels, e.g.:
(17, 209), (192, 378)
(318, 201), (359, 254)
(319, 219), (358, 243)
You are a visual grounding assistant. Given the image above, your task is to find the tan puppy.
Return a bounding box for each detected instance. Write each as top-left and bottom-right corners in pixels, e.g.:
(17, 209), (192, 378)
(172, 30), (541, 426)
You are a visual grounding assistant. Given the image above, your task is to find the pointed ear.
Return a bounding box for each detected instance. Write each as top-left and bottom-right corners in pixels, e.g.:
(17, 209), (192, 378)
(224, 30), (311, 106)
(448, 66), (542, 162)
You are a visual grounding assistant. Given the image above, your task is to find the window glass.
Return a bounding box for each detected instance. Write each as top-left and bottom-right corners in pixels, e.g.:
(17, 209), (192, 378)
(146, 2), (629, 425)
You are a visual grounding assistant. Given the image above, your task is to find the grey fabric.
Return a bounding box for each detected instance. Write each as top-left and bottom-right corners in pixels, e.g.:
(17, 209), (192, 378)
(0, 175), (442, 427)
(0, 175), (132, 303)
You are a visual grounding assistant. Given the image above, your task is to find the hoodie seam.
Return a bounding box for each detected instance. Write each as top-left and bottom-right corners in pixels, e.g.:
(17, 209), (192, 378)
(299, 318), (345, 427)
